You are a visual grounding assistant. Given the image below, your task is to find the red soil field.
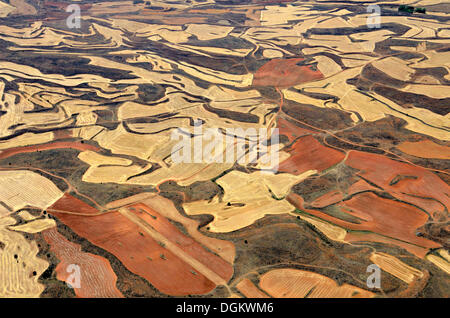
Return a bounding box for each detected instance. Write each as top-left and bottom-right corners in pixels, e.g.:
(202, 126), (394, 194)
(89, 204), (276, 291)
(252, 58), (324, 88)
(278, 135), (345, 175)
(347, 179), (379, 196)
(0, 141), (99, 160)
(140, 194), (236, 264)
(309, 176), (392, 208)
(286, 149), (450, 257)
(132, 203), (233, 282)
(42, 228), (123, 298)
(48, 195), (233, 296)
(277, 117), (318, 142)
(310, 190), (343, 208)
(337, 192), (439, 248)
(288, 192), (441, 256)
(308, 179), (379, 208)
(50, 193), (99, 215)
(345, 151), (450, 219)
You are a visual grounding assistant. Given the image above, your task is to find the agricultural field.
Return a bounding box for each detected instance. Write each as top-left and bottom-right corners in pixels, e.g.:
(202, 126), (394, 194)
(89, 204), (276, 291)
(0, 0), (448, 299)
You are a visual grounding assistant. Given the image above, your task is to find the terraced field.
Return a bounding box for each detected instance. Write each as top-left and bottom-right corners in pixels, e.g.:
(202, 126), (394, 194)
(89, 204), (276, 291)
(0, 0), (448, 298)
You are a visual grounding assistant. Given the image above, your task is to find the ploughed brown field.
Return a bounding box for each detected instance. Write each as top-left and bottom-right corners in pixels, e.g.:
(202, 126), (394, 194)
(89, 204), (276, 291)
(48, 194), (233, 296)
(252, 58), (325, 87)
(0, 0), (448, 298)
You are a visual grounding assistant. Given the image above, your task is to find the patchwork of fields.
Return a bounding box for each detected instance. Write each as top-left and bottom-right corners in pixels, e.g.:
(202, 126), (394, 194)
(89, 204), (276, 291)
(0, 0), (448, 298)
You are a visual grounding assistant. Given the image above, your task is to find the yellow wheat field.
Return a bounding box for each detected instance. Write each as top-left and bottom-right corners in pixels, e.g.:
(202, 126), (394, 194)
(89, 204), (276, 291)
(0, 217), (48, 297)
(426, 250), (450, 275)
(9, 218), (56, 234)
(0, 170), (63, 216)
(295, 214), (347, 242)
(259, 268), (374, 298)
(183, 170), (315, 232)
(370, 252), (423, 284)
(236, 278), (270, 298)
